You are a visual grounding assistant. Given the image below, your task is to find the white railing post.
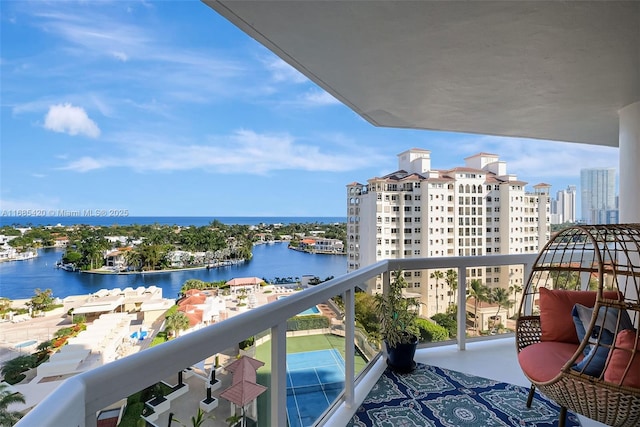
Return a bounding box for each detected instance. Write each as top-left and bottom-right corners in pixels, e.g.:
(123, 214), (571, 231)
(457, 266), (468, 351)
(344, 287), (355, 408)
(271, 321), (287, 426)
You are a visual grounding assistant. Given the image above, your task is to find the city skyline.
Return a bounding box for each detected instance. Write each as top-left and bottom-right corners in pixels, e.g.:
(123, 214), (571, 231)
(1, 1), (619, 217)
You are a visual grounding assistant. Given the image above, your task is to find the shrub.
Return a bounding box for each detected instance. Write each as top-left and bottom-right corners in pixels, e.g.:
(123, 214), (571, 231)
(415, 318), (449, 343)
(286, 315), (330, 331)
(150, 331), (168, 347)
(239, 336), (255, 350)
(72, 314), (86, 324)
(54, 327), (74, 338)
(431, 312), (457, 338)
(118, 401), (144, 427)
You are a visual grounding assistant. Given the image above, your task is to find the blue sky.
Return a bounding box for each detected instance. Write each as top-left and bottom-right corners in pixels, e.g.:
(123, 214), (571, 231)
(0, 1), (619, 218)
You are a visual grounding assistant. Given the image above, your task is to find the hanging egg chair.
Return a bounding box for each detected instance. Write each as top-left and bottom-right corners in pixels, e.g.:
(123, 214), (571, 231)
(516, 224), (640, 427)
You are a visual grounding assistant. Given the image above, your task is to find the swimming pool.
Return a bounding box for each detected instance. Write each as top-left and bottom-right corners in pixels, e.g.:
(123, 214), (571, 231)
(277, 296), (320, 316)
(15, 339), (37, 349)
(298, 306), (320, 316)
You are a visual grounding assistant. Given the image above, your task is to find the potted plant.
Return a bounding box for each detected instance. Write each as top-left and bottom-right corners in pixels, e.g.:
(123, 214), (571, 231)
(375, 270), (421, 373)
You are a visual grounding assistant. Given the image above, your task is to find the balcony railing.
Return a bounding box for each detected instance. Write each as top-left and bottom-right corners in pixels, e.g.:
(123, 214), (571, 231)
(16, 253), (536, 427)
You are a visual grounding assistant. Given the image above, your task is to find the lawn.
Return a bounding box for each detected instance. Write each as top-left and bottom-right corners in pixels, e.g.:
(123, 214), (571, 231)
(254, 333), (370, 426)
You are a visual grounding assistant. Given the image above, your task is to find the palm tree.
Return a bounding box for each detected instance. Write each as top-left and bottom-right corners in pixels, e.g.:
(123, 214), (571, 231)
(175, 407), (212, 427)
(489, 287), (513, 331)
(445, 269), (458, 307)
(509, 284), (523, 315)
(0, 355), (37, 384)
(430, 270), (444, 314)
(164, 312), (190, 338)
(466, 279), (489, 333)
(124, 249), (142, 272)
(0, 383), (26, 426)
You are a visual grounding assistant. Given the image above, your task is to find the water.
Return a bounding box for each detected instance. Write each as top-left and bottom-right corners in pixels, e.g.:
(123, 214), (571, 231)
(14, 340), (38, 348)
(0, 216), (345, 227)
(0, 243), (347, 300)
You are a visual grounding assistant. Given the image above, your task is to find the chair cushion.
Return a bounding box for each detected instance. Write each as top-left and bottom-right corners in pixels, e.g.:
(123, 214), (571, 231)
(539, 288), (621, 344)
(604, 329), (640, 389)
(518, 341), (581, 383)
(571, 303), (634, 359)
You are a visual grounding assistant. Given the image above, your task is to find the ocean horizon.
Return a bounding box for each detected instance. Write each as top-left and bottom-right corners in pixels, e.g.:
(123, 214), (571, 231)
(0, 215), (346, 228)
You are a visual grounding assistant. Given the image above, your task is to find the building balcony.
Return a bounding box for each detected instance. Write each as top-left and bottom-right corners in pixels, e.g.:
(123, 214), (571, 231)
(16, 253), (605, 427)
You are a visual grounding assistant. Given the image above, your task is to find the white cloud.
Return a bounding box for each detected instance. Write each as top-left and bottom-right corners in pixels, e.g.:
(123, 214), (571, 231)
(265, 57), (308, 84)
(468, 136), (619, 179)
(0, 196), (61, 212)
(59, 129), (385, 174)
(61, 156), (104, 172)
(44, 103), (101, 138)
(301, 89), (341, 106)
(32, 173), (46, 178)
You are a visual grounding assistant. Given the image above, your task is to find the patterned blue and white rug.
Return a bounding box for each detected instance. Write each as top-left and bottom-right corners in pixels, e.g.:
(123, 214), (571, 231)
(347, 364), (581, 427)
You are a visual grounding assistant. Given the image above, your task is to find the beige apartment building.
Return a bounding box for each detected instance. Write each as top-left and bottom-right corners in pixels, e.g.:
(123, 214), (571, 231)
(347, 148), (551, 318)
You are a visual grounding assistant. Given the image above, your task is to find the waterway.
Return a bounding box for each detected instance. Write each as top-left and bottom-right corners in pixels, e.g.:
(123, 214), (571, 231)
(0, 243), (347, 300)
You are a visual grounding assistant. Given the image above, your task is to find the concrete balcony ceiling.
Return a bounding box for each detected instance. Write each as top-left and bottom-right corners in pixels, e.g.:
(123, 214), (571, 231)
(204, 0), (639, 147)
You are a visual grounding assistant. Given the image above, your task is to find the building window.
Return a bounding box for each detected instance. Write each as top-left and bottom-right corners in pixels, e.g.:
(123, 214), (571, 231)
(414, 250), (421, 255)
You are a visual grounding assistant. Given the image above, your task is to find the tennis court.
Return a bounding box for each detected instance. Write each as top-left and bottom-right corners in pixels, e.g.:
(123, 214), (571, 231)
(286, 349), (345, 427)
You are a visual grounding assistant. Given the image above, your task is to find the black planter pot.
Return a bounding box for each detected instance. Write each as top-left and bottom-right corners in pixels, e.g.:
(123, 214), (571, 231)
(385, 338), (418, 373)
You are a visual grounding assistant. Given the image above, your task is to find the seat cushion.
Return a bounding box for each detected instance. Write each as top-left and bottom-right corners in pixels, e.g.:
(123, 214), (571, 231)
(604, 329), (640, 389)
(518, 341), (581, 383)
(539, 288), (621, 344)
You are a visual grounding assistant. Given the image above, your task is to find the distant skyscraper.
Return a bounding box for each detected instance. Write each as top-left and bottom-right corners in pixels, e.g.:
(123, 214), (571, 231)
(580, 168), (617, 224)
(551, 185), (577, 224)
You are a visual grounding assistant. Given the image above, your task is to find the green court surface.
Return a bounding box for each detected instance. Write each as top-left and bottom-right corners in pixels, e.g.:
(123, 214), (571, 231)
(254, 334), (370, 426)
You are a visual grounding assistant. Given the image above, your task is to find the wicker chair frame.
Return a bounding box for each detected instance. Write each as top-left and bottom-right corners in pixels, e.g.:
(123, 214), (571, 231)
(516, 224), (640, 427)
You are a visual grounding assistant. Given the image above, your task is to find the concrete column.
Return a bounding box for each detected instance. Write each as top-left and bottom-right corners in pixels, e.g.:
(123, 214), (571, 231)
(619, 101), (640, 223)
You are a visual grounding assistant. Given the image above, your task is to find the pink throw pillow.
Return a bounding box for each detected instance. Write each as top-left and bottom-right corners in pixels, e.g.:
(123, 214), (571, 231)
(538, 288), (621, 343)
(604, 329), (640, 389)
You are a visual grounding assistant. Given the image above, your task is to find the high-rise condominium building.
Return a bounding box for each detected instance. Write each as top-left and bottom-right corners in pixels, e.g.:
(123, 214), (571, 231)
(580, 168), (617, 224)
(551, 185), (577, 224)
(346, 148), (551, 318)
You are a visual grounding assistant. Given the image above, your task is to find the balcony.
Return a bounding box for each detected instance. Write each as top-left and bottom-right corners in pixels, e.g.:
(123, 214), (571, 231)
(15, 253), (606, 427)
